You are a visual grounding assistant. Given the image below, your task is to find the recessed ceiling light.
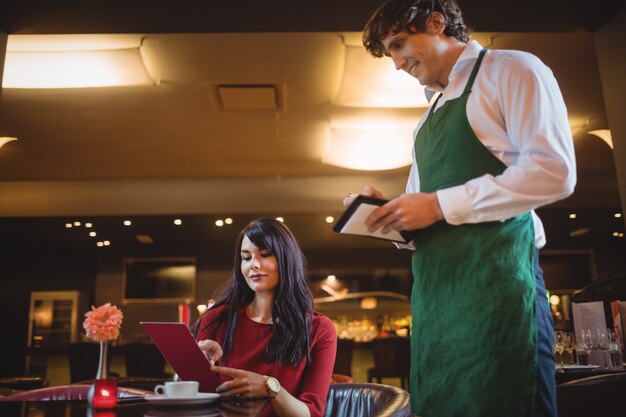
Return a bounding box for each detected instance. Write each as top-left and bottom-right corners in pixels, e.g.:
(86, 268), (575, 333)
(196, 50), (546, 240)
(215, 219), (224, 227)
(96, 241), (104, 247)
(174, 219), (182, 225)
(89, 232), (96, 237)
(569, 213), (577, 219)
(225, 218), (233, 225)
(325, 216), (334, 224)
(103, 240), (110, 246)
(615, 213), (622, 218)
(123, 220), (132, 226)
(85, 223), (92, 228)
(65, 223), (73, 228)
(73, 221), (81, 226)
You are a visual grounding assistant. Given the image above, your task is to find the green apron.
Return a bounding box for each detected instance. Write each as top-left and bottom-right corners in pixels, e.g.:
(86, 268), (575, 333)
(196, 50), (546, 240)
(410, 49), (537, 417)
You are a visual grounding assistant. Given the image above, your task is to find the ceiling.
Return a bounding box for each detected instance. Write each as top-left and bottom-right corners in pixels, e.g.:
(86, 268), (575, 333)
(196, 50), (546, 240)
(0, 0), (625, 253)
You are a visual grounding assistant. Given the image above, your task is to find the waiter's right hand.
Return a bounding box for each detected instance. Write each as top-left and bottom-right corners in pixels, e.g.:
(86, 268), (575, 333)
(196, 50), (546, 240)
(198, 339), (223, 365)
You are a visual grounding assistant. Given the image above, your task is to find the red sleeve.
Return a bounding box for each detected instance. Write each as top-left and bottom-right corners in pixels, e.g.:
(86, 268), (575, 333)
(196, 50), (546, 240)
(298, 314), (337, 417)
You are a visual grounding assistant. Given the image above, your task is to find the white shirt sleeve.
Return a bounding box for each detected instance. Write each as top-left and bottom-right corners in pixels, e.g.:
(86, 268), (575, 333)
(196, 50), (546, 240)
(436, 51), (576, 226)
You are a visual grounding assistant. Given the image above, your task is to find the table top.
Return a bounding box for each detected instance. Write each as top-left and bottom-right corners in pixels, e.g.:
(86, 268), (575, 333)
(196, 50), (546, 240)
(0, 398), (272, 417)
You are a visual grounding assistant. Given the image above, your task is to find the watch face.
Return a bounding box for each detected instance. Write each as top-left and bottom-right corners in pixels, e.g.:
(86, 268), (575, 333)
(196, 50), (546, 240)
(267, 377), (280, 392)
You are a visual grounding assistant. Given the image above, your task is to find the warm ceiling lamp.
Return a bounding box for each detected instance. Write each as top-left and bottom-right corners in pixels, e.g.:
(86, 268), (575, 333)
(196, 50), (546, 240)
(588, 129), (613, 149)
(334, 45), (430, 108)
(0, 137), (18, 150)
(324, 123), (414, 170)
(2, 34), (153, 89)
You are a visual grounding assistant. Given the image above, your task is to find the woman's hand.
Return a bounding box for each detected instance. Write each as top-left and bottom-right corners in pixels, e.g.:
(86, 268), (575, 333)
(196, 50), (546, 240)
(211, 365), (269, 398)
(197, 339), (223, 365)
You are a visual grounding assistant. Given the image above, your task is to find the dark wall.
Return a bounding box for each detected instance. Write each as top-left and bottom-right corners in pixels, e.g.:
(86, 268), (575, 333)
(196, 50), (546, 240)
(0, 246), (97, 377)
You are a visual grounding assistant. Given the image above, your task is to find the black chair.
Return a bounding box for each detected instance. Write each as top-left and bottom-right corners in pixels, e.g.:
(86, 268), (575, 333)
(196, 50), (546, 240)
(323, 383), (412, 417)
(367, 337), (410, 389)
(333, 338), (354, 377)
(557, 372), (626, 417)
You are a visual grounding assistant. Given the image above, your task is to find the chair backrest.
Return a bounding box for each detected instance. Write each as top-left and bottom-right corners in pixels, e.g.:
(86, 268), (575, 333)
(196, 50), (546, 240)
(333, 338), (354, 376)
(323, 383), (412, 417)
(68, 342), (105, 383)
(557, 372), (626, 417)
(124, 342), (167, 378)
(0, 384), (152, 402)
(371, 337), (410, 376)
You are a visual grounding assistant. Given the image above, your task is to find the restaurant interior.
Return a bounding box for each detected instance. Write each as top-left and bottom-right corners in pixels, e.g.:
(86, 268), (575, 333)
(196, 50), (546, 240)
(1, 0), (626, 416)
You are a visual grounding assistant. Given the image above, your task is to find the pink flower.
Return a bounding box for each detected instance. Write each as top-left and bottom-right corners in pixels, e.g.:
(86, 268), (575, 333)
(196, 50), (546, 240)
(83, 303), (124, 342)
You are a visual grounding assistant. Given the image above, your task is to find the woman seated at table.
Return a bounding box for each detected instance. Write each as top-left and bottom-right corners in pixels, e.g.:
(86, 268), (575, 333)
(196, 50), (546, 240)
(194, 218), (337, 417)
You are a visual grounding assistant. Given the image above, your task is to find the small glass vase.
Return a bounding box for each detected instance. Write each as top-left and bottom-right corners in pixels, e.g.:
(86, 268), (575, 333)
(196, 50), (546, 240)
(88, 341), (118, 408)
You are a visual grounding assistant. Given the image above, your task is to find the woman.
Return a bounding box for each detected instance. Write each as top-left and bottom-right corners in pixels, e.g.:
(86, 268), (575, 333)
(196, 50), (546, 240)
(194, 218), (337, 417)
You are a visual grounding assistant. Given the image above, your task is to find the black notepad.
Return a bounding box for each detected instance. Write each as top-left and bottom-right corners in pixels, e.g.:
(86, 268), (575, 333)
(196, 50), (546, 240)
(332, 195), (417, 244)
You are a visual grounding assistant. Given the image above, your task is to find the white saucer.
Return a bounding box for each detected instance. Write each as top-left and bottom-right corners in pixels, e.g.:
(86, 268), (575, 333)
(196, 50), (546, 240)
(145, 392), (221, 406)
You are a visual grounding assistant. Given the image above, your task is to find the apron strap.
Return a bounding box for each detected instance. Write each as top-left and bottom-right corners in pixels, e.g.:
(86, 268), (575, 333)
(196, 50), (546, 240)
(462, 48), (488, 95)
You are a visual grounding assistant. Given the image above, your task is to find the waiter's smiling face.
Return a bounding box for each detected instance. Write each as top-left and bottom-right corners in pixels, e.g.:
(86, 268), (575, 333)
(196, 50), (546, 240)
(381, 13), (450, 90)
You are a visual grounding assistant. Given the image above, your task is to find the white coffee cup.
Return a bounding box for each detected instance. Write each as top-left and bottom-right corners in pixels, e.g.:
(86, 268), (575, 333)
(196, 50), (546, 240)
(154, 381), (199, 397)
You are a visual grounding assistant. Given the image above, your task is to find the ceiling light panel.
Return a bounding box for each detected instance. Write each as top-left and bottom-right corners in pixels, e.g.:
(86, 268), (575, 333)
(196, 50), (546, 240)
(3, 34), (153, 89)
(335, 45), (429, 108)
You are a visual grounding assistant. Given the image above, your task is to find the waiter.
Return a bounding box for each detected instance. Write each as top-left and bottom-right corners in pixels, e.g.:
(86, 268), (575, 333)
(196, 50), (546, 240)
(346, 1), (576, 416)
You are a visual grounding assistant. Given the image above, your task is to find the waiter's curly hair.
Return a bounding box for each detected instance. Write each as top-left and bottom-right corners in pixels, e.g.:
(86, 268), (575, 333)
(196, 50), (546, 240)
(363, 0), (471, 58)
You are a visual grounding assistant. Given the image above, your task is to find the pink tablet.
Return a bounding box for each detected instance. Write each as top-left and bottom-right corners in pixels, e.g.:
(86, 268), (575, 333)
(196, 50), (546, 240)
(141, 322), (219, 392)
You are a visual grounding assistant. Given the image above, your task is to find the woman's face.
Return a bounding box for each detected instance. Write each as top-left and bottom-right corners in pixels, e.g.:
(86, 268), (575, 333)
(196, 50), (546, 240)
(240, 235), (280, 295)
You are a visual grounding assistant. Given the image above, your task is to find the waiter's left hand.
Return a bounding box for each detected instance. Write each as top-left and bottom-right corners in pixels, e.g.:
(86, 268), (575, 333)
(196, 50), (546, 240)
(365, 192), (443, 233)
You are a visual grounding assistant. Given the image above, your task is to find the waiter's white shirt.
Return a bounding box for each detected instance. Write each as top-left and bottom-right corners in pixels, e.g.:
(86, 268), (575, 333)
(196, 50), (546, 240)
(407, 41), (576, 248)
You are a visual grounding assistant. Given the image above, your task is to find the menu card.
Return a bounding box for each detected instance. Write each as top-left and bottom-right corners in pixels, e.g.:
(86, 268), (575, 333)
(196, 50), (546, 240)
(572, 301), (606, 340)
(333, 195), (417, 244)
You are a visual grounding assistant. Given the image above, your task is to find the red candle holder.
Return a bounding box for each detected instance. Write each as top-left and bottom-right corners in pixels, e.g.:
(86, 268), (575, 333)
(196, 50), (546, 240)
(91, 378), (118, 409)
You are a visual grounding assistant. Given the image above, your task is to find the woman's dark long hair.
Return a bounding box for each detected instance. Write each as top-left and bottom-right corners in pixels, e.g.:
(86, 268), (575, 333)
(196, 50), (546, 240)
(197, 218), (314, 366)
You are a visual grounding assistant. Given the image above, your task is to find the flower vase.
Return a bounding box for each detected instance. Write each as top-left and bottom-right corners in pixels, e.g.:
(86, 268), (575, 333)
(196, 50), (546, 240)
(88, 341), (117, 408)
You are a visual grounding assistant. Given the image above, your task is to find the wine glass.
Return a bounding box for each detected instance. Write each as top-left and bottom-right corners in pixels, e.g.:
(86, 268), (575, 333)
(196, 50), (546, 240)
(563, 332), (574, 364)
(554, 331), (566, 366)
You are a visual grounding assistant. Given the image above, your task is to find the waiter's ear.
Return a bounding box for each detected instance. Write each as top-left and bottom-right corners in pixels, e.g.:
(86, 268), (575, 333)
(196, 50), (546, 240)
(426, 12), (446, 35)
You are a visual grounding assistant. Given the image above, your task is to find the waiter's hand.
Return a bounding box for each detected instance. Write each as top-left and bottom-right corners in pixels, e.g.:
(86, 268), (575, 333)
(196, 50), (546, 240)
(342, 185), (385, 206)
(365, 192), (443, 233)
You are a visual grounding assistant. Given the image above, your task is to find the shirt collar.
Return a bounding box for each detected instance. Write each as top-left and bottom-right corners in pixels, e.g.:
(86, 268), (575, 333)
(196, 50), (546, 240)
(442, 40), (484, 93)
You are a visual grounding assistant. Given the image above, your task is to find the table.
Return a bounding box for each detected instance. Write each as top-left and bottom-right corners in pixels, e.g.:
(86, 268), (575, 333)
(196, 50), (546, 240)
(0, 398), (272, 417)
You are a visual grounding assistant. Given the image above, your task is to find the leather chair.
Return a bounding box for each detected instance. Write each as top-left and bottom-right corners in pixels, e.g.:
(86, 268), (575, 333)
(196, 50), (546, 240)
(0, 384), (152, 402)
(367, 337), (410, 389)
(557, 372), (626, 417)
(323, 383), (412, 417)
(0, 376), (49, 390)
(331, 373), (354, 384)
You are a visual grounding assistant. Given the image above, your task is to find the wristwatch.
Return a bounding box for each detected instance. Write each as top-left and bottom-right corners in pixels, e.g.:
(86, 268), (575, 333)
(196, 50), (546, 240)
(264, 375), (281, 399)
